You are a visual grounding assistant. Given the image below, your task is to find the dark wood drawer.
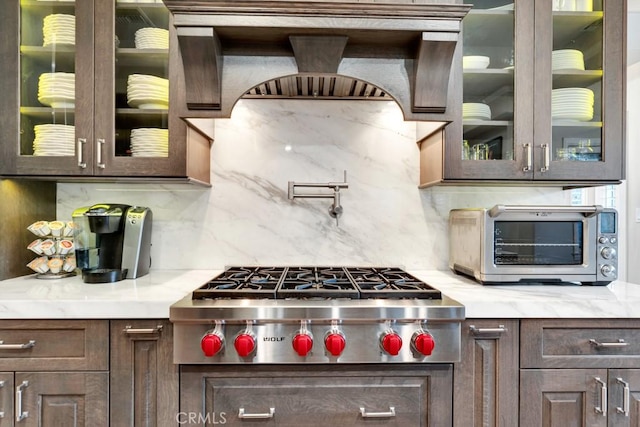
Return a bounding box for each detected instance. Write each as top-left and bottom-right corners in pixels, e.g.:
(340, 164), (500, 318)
(181, 365), (453, 426)
(521, 319), (640, 369)
(0, 320), (108, 371)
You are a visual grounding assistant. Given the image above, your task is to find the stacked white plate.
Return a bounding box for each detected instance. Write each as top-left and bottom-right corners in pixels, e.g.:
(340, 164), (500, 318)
(463, 55), (490, 70)
(43, 14), (75, 46)
(38, 72), (75, 108)
(32, 124), (75, 156)
(127, 74), (169, 109)
(135, 28), (169, 49)
(130, 128), (168, 157)
(552, 87), (594, 121)
(463, 103), (492, 120)
(552, 49), (585, 71)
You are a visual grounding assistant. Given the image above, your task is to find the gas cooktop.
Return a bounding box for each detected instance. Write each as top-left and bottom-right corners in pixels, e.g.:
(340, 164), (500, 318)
(192, 266), (442, 300)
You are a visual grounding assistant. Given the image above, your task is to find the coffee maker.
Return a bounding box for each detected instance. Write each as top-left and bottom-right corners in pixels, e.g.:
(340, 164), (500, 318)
(72, 204), (152, 283)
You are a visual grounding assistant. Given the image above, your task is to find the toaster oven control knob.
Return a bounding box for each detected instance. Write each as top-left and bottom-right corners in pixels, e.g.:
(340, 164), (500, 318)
(324, 332), (346, 357)
(292, 333), (314, 357)
(601, 264), (616, 277)
(411, 331), (435, 356)
(380, 332), (403, 356)
(600, 246), (617, 260)
(201, 332), (224, 357)
(234, 333), (256, 358)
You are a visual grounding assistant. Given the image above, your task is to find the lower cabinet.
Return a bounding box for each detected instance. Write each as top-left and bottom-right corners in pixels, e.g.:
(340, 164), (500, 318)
(110, 319), (179, 427)
(453, 319), (520, 427)
(520, 319), (640, 427)
(0, 320), (109, 427)
(180, 365), (453, 426)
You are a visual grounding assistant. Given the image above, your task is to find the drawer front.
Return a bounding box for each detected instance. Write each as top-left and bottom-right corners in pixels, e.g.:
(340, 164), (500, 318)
(181, 366), (453, 426)
(0, 320), (108, 371)
(521, 319), (640, 368)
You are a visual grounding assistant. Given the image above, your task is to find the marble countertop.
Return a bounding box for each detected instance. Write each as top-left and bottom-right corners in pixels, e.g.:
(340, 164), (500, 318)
(1, 269), (639, 319)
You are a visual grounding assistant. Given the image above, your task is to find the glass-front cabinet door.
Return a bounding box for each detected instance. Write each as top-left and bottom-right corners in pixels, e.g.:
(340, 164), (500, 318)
(445, 0), (624, 183)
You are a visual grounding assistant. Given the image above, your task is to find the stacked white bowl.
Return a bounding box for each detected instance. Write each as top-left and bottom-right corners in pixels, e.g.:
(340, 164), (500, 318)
(552, 88), (594, 121)
(463, 55), (490, 70)
(127, 74), (169, 109)
(130, 128), (168, 157)
(552, 49), (584, 71)
(33, 124), (75, 156)
(135, 28), (169, 49)
(463, 103), (492, 120)
(38, 72), (75, 108)
(43, 14), (75, 46)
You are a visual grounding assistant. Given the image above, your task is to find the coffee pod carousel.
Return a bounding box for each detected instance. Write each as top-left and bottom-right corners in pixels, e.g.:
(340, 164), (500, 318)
(27, 220), (77, 279)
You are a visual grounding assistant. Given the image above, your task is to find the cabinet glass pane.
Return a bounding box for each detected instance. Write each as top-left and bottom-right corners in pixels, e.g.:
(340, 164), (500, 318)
(462, 0), (515, 161)
(20, 1), (76, 158)
(115, 1), (169, 158)
(551, 0), (603, 163)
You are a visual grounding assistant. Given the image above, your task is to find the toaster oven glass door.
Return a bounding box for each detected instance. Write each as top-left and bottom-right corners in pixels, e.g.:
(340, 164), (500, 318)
(493, 221), (583, 265)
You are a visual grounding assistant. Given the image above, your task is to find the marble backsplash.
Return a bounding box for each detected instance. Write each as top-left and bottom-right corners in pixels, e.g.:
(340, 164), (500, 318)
(57, 99), (571, 270)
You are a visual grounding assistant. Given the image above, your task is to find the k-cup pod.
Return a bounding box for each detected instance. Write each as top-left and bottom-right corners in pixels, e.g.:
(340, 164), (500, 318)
(48, 220), (65, 237)
(28, 221), (50, 236)
(63, 221), (76, 237)
(58, 239), (74, 255)
(40, 239), (56, 255)
(28, 239), (44, 254)
(48, 258), (63, 274)
(27, 256), (49, 273)
(63, 256), (76, 272)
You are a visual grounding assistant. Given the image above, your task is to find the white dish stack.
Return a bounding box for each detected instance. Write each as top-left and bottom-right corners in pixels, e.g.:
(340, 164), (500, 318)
(463, 103), (492, 120)
(135, 28), (169, 49)
(130, 128), (168, 157)
(43, 14), (75, 46)
(127, 74), (169, 109)
(551, 88), (594, 121)
(38, 72), (75, 108)
(552, 49), (585, 71)
(33, 124), (75, 156)
(463, 55), (490, 70)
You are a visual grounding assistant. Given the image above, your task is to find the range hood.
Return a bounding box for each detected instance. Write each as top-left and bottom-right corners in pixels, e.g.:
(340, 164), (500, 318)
(164, 0), (471, 120)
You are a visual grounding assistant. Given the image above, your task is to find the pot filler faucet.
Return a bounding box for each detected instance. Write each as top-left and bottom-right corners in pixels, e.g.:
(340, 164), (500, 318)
(288, 171), (349, 226)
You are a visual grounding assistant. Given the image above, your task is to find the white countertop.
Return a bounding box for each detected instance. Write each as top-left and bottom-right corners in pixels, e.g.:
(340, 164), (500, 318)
(1, 269), (639, 319)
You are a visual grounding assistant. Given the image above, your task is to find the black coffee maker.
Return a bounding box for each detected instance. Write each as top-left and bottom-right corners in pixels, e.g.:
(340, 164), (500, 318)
(72, 204), (152, 283)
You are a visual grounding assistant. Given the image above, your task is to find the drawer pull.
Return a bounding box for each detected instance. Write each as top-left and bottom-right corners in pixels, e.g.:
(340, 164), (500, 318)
(238, 407), (275, 419)
(123, 325), (163, 335)
(359, 406), (396, 418)
(589, 338), (628, 348)
(469, 325), (507, 336)
(616, 378), (630, 416)
(16, 380), (28, 422)
(0, 340), (35, 350)
(595, 377), (607, 416)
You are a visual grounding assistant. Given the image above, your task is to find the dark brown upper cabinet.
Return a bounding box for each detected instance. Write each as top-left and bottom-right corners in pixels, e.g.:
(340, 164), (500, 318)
(0, 0), (211, 185)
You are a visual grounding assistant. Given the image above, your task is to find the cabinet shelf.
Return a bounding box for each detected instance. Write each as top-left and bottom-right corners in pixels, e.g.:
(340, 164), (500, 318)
(116, 48), (168, 68)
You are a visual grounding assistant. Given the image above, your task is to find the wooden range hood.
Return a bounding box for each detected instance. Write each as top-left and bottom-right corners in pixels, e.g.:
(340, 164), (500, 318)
(164, 0), (471, 120)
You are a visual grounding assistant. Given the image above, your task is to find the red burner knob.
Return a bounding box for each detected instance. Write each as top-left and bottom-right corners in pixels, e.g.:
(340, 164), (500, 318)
(292, 333), (314, 357)
(234, 333), (256, 357)
(324, 332), (346, 357)
(381, 332), (403, 356)
(201, 333), (223, 357)
(412, 332), (436, 356)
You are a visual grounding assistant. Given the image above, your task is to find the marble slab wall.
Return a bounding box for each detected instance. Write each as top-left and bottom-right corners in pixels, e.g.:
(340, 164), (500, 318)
(57, 99), (570, 270)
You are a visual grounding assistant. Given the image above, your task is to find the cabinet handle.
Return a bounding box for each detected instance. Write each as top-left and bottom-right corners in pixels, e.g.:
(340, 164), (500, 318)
(238, 407), (275, 419)
(0, 379), (4, 418)
(523, 143), (532, 172)
(96, 138), (106, 169)
(540, 143), (550, 172)
(0, 340), (36, 350)
(616, 378), (630, 416)
(123, 325), (163, 335)
(595, 377), (607, 416)
(469, 324), (507, 336)
(15, 380), (28, 422)
(589, 338), (628, 348)
(77, 138), (87, 168)
(359, 407), (396, 418)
